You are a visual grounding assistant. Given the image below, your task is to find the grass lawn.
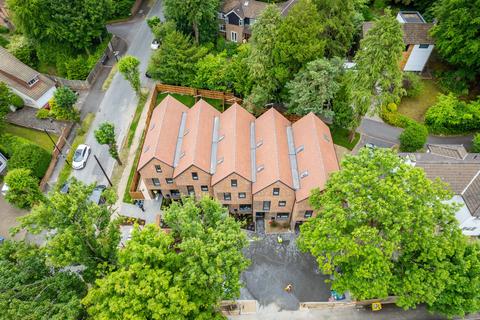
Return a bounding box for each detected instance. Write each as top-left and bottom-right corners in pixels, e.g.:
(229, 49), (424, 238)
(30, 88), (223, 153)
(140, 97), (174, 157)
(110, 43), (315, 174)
(398, 80), (442, 123)
(123, 131), (144, 203)
(155, 92), (228, 111)
(57, 113), (95, 186)
(126, 93), (147, 148)
(4, 124), (58, 152)
(330, 127), (360, 151)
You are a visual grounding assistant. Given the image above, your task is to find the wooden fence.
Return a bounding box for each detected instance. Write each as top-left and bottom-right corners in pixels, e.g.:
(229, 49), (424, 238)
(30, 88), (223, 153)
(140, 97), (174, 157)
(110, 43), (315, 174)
(39, 122), (74, 191)
(128, 88), (159, 200)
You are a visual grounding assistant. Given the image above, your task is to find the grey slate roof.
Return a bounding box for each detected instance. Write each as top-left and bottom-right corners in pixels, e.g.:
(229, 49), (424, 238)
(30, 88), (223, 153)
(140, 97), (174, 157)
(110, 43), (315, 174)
(362, 21), (435, 45)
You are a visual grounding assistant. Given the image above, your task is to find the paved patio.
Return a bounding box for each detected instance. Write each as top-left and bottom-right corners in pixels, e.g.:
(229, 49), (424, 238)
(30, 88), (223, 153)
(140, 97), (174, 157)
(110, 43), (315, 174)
(240, 232), (331, 311)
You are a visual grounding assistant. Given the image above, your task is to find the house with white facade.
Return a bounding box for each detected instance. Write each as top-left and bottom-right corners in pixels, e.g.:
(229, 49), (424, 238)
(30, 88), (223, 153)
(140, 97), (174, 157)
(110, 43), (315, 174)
(0, 46), (56, 109)
(363, 11), (435, 72)
(401, 144), (480, 236)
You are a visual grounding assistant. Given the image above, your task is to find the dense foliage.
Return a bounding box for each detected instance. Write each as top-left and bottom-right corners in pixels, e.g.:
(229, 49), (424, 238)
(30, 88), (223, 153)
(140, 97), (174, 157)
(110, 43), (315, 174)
(473, 134), (480, 153)
(83, 197), (249, 319)
(431, 0), (480, 74)
(425, 93), (480, 134)
(118, 55), (141, 95)
(15, 179), (121, 281)
(4, 168), (44, 209)
(402, 72), (424, 98)
(164, 0), (221, 44)
(0, 241), (87, 320)
(298, 148), (480, 317)
(286, 57), (343, 118)
(7, 143), (51, 179)
(399, 121), (428, 152)
(110, 0), (135, 19)
(47, 87), (80, 121)
(0, 83), (19, 132)
(94, 122), (121, 164)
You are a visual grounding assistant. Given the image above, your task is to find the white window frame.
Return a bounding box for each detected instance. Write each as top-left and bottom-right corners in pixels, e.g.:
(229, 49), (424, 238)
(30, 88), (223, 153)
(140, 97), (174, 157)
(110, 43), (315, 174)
(231, 31), (238, 43)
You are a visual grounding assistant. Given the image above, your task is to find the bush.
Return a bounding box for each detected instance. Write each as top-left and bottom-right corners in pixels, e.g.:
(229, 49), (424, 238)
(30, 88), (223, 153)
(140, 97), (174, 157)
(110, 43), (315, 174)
(0, 35), (9, 47)
(0, 26), (9, 34)
(6, 35), (38, 68)
(403, 72), (424, 97)
(4, 168), (44, 209)
(425, 93), (480, 134)
(400, 122), (428, 152)
(381, 104), (415, 129)
(49, 98), (80, 122)
(8, 143), (51, 179)
(36, 109), (50, 119)
(54, 87), (78, 109)
(434, 70), (472, 97)
(473, 134), (480, 153)
(110, 0), (135, 19)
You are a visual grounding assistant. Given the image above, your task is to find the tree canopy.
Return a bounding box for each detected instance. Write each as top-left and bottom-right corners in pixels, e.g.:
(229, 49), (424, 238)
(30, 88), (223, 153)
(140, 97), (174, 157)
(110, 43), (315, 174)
(164, 0), (220, 44)
(0, 240), (87, 320)
(7, 0), (110, 52)
(83, 197), (249, 319)
(352, 10), (405, 113)
(4, 168), (44, 209)
(286, 57), (343, 118)
(14, 179), (120, 281)
(431, 0), (480, 72)
(298, 148), (480, 316)
(95, 122), (121, 164)
(118, 55), (141, 95)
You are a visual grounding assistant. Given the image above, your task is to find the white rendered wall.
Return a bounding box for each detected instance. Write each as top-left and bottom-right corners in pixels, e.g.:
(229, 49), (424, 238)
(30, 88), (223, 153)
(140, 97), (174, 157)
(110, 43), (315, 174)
(404, 44), (434, 72)
(35, 86), (56, 109)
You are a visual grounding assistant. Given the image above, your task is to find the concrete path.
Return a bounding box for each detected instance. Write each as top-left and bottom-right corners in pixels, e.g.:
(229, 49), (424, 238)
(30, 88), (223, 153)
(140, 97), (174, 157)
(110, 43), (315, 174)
(119, 199), (162, 224)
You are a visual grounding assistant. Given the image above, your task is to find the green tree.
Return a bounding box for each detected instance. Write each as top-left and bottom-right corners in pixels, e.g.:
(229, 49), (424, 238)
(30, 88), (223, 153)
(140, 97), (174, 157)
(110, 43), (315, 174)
(0, 241), (87, 320)
(431, 0), (480, 73)
(118, 55), (141, 96)
(225, 44), (253, 98)
(286, 57), (343, 118)
(274, 0), (325, 90)
(14, 179), (121, 281)
(399, 122), (428, 151)
(94, 122), (122, 165)
(193, 52), (229, 91)
(7, 0), (110, 52)
(332, 72), (356, 130)
(148, 30), (208, 85)
(473, 133), (480, 153)
(352, 10), (405, 113)
(298, 148), (480, 316)
(164, 0), (220, 44)
(247, 4), (282, 111)
(54, 87), (78, 109)
(83, 197), (249, 319)
(0, 82), (23, 132)
(4, 168), (44, 209)
(313, 0), (360, 57)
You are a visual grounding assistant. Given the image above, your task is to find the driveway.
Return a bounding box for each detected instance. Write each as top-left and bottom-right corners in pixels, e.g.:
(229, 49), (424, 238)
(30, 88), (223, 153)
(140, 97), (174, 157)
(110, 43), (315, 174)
(72, 0), (163, 186)
(0, 195), (27, 240)
(241, 233), (331, 311)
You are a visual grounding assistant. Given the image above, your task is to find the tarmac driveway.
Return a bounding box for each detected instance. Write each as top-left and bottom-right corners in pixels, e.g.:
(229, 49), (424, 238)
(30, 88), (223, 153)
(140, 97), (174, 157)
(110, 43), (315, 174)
(240, 233), (331, 311)
(0, 195), (27, 240)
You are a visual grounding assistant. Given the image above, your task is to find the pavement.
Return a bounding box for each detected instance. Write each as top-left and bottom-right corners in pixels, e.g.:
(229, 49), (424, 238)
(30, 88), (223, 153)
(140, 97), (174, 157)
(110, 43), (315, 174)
(72, 0), (163, 186)
(228, 304), (450, 320)
(241, 232), (331, 311)
(0, 194), (27, 240)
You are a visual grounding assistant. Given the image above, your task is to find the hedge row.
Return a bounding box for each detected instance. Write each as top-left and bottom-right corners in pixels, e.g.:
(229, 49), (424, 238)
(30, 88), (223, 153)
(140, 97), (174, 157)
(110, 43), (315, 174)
(0, 134), (51, 179)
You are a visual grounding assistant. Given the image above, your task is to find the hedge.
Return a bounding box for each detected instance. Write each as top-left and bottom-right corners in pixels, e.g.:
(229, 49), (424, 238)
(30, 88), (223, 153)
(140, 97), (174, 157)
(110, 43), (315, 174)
(400, 122), (428, 152)
(0, 134), (51, 179)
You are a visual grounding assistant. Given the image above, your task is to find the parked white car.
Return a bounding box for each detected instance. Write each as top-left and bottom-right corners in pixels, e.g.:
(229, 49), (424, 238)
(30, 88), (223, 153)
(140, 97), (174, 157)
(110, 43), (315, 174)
(150, 39), (160, 50)
(72, 144), (91, 170)
(1, 183), (8, 196)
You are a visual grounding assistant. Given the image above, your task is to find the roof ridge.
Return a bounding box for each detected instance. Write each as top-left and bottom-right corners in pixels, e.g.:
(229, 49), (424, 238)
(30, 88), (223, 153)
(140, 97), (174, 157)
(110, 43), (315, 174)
(190, 101), (203, 169)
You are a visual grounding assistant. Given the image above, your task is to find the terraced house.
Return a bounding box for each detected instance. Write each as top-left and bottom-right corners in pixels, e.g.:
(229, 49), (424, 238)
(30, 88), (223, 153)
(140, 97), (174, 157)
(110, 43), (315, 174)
(136, 95), (339, 230)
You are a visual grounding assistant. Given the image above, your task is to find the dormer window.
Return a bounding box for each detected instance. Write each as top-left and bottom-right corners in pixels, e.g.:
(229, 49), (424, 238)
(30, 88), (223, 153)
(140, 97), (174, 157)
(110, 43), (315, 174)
(27, 76), (39, 87)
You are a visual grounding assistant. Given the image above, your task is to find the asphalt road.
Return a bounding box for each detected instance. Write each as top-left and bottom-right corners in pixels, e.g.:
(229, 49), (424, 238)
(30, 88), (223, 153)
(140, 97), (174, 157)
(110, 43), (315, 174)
(358, 118), (474, 150)
(73, 0), (164, 185)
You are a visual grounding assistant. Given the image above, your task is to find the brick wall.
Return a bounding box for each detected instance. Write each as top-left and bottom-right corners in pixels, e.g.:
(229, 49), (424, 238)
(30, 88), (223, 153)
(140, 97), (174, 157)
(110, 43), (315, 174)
(213, 173), (252, 214)
(253, 181), (295, 221)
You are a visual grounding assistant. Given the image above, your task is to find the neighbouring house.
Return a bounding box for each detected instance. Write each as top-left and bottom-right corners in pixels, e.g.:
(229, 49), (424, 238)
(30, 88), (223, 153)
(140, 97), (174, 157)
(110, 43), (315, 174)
(136, 95), (339, 231)
(0, 46), (56, 109)
(219, 0), (298, 43)
(401, 144), (480, 236)
(362, 11), (435, 72)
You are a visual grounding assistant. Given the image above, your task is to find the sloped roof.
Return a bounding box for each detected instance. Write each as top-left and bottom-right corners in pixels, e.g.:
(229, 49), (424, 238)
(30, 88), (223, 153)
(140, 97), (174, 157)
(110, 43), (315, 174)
(0, 46), (55, 101)
(173, 99), (221, 177)
(252, 108), (293, 194)
(137, 95), (189, 170)
(362, 21), (434, 45)
(222, 0), (297, 18)
(212, 103), (255, 185)
(292, 113), (339, 202)
(427, 144), (467, 160)
(462, 173), (480, 217)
